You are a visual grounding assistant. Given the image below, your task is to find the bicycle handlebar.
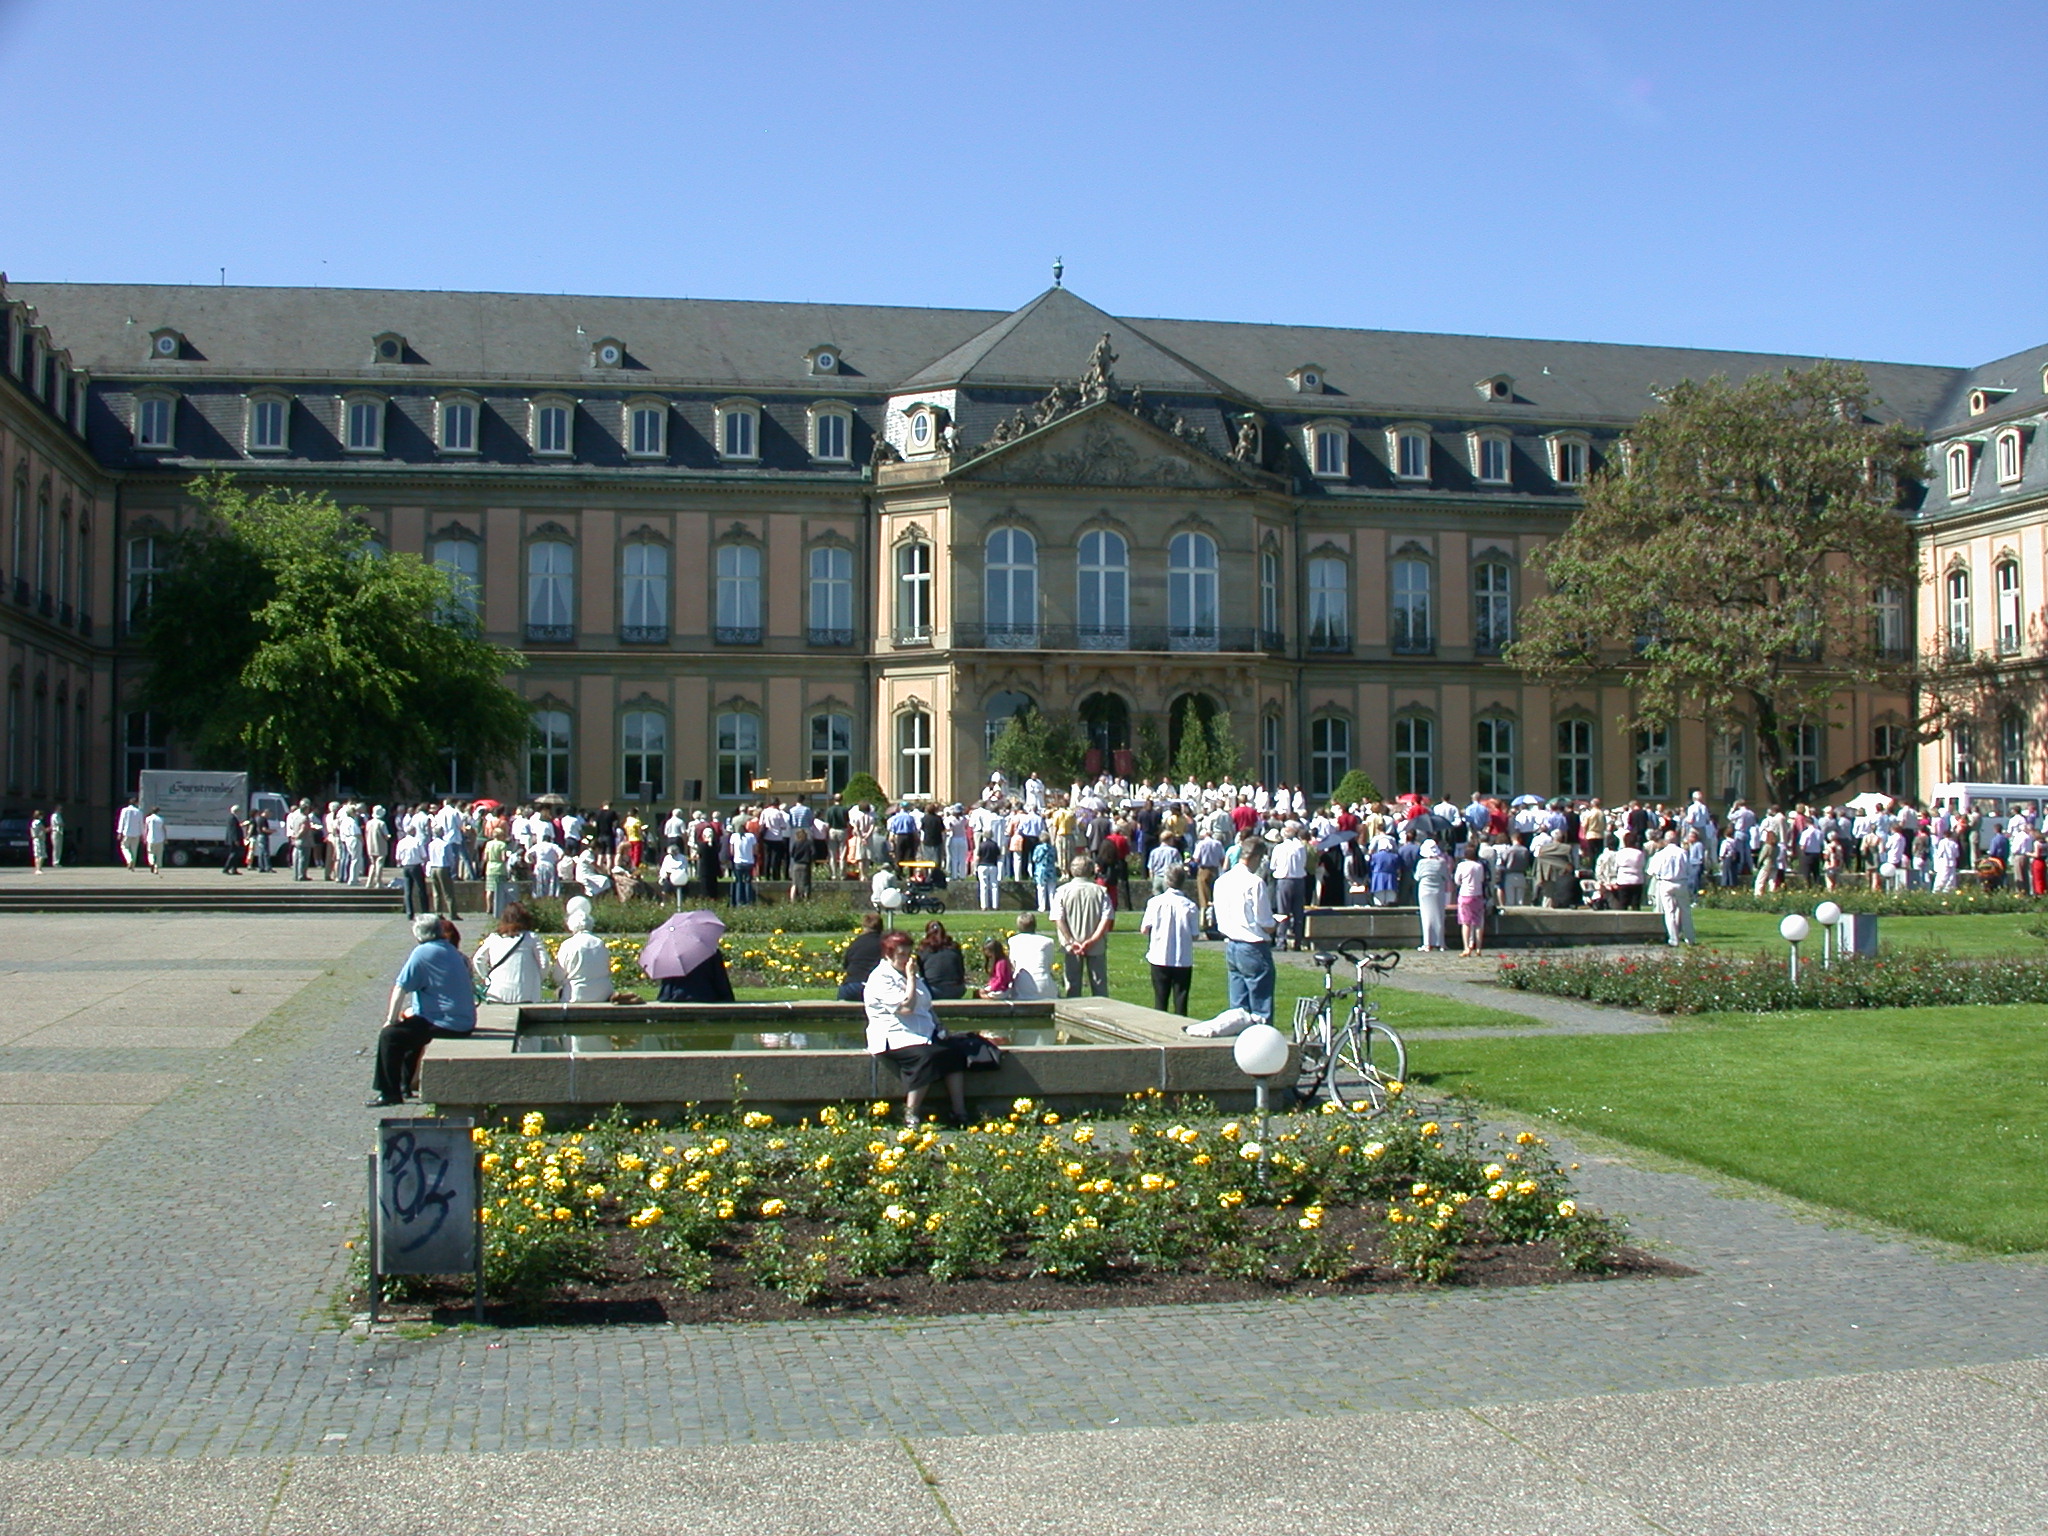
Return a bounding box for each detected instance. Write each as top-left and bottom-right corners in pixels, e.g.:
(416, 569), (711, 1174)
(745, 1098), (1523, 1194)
(1334, 940), (1400, 974)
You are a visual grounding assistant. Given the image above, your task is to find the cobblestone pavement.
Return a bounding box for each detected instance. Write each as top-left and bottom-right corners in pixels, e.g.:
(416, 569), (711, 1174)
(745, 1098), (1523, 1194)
(0, 908), (2041, 1531)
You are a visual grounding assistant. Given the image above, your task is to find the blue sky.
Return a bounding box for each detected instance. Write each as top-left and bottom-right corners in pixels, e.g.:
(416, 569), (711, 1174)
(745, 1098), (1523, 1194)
(1, 0), (2042, 367)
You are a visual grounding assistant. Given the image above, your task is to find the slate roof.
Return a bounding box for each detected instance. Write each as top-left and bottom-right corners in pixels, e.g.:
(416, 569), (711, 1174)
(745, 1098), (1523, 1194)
(5, 278), (2011, 432)
(1923, 340), (2048, 436)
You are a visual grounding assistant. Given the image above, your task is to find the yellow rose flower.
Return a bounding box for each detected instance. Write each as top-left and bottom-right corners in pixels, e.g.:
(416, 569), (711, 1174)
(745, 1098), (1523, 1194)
(1238, 1142), (1263, 1161)
(519, 1111), (545, 1138)
(741, 1111), (773, 1129)
(1070, 1126), (1095, 1145)
(628, 1206), (664, 1228)
(759, 1198), (788, 1218)
(870, 1101), (892, 1118)
(1192, 1153), (1212, 1167)
(1220, 1122), (1242, 1141)
(1218, 1189), (1245, 1209)
(1556, 1199), (1577, 1219)
(1420, 1121), (1440, 1138)
(1483, 1163), (1505, 1180)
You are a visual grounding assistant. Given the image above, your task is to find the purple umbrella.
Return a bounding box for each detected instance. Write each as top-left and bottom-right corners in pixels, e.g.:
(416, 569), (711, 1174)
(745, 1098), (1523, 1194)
(639, 910), (727, 979)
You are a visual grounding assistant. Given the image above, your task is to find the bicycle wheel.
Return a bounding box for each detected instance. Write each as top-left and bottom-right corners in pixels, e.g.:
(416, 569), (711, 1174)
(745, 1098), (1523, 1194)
(1289, 996), (1333, 1101)
(1328, 1017), (1407, 1113)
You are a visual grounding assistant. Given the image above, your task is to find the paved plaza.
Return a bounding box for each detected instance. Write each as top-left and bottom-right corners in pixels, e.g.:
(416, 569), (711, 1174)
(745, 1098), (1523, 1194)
(0, 888), (2041, 1532)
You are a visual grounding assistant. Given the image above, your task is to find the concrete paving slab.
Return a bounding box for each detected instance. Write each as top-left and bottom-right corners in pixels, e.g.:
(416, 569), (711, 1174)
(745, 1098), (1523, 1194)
(0, 1072), (185, 1102)
(915, 1413), (1657, 1535)
(1479, 1364), (2048, 1535)
(13, 1025), (251, 1050)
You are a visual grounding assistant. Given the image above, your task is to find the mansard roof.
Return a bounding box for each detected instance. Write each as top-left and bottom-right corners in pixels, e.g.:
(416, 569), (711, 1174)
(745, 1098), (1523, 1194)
(1923, 339), (2048, 437)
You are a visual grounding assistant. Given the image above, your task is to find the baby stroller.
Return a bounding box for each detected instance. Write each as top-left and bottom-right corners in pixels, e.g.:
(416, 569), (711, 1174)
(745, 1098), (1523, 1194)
(897, 859), (949, 915)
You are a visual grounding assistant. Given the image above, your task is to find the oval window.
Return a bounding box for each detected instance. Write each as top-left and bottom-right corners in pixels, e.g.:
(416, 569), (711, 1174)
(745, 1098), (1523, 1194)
(155, 336), (177, 356)
(378, 339), (399, 360)
(1303, 372), (1319, 389)
(911, 413), (931, 443)
(599, 344), (621, 366)
(816, 352), (835, 372)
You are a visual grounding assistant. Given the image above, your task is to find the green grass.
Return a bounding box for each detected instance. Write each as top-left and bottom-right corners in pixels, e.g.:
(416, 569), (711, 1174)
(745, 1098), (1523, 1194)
(1417, 1005), (2048, 1252)
(1692, 909), (2044, 959)
(727, 908), (1535, 1031)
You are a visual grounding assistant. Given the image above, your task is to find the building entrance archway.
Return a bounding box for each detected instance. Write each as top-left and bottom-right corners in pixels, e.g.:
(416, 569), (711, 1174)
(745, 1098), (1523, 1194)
(1078, 692), (1132, 780)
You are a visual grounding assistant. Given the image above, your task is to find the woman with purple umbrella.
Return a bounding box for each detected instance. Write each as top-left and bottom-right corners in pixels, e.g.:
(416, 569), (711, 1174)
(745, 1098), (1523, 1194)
(640, 909), (736, 1003)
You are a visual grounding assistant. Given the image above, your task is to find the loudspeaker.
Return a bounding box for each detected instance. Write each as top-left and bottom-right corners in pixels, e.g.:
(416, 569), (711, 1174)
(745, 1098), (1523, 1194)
(678, 779), (704, 803)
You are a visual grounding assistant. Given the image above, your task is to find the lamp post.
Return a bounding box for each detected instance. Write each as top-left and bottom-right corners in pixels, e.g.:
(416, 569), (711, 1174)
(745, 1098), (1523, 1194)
(1779, 912), (1810, 985)
(1813, 901), (1842, 967)
(1232, 1023), (1291, 1142)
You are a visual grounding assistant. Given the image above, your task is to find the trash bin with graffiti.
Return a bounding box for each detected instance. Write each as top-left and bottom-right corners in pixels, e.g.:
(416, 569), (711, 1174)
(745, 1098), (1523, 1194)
(369, 1115), (482, 1322)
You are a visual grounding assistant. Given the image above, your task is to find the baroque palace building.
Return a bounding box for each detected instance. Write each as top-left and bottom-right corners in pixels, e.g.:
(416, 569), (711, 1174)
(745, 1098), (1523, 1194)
(2, 269), (2044, 854)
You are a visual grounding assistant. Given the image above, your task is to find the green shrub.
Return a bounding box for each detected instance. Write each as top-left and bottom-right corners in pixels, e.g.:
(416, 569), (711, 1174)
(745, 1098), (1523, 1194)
(525, 893), (866, 935)
(1331, 769), (1382, 806)
(1694, 886), (2037, 917)
(1496, 946), (2048, 1014)
(839, 772), (889, 808)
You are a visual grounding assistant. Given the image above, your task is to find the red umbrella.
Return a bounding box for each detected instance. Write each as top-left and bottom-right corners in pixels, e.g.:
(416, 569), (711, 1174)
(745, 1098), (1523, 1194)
(639, 910), (727, 979)
(469, 797), (504, 813)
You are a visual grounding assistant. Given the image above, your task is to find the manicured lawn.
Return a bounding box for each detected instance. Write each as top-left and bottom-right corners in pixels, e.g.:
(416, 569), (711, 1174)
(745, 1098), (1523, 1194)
(1692, 908), (2043, 959)
(1416, 1005), (2048, 1252)
(729, 908), (1537, 1033)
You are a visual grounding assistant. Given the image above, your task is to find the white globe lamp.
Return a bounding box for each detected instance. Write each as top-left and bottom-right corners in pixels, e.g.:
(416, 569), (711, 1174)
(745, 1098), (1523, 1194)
(1232, 1022), (1291, 1138)
(1779, 912), (1810, 983)
(1813, 901), (1843, 968)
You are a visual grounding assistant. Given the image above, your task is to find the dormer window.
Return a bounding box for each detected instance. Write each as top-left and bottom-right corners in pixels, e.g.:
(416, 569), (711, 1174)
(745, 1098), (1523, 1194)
(1288, 364), (1325, 394)
(531, 396), (573, 457)
(1969, 387), (2014, 416)
(1996, 427), (2026, 486)
(1947, 441), (1976, 498)
(343, 393), (386, 453)
(437, 395), (479, 454)
(1469, 430), (1512, 484)
(1475, 374), (1514, 402)
(134, 392), (176, 450)
(626, 397), (667, 459)
(591, 337), (625, 369)
(904, 403), (944, 458)
(147, 328), (183, 361)
(806, 345), (840, 375)
(371, 331), (408, 364)
(245, 393), (290, 454)
(717, 399), (760, 461)
(1387, 425), (1431, 483)
(808, 401), (853, 462)
(1307, 422), (1348, 479)
(1548, 433), (1590, 486)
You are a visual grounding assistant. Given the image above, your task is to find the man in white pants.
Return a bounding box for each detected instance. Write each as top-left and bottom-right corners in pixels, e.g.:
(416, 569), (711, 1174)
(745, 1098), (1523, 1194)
(1646, 830), (1695, 946)
(143, 807), (167, 874)
(116, 799), (145, 871)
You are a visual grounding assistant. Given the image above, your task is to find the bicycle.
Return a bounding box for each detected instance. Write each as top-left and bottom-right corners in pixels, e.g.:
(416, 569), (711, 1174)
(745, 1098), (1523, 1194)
(1290, 941), (1408, 1112)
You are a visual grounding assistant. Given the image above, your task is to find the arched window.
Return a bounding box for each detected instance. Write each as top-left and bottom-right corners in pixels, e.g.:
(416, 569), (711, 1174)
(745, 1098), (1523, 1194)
(621, 540), (669, 643)
(894, 539), (932, 644)
(715, 710), (760, 798)
(1475, 716), (1516, 796)
(807, 545), (853, 645)
(2001, 710), (2027, 784)
(1473, 559), (1513, 654)
(1307, 556), (1349, 651)
(1391, 557), (1432, 653)
(1168, 531), (1218, 648)
(1078, 529), (1128, 646)
(1556, 717), (1595, 799)
(984, 527), (1038, 645)
(1996, 558), (2022, 655)
(432, 538), (480, 623)
(809, 712), (854, 793)
(1392, 713), (1434, 797)
(896, 709), (932, 798)
(985, 690), (1034, 756)
(1997, 428), (2025, 485)
(715, 543), (762, 643)
(526, 539), (574, 641)
(622, 709), (668, 799)
(528, 708), (571, 797)
(1946, 443), (1973, 498)
(1945, 567), (1972, 657)
(1633, 727), (1671, 800)
(1309, 715), (1351, 798)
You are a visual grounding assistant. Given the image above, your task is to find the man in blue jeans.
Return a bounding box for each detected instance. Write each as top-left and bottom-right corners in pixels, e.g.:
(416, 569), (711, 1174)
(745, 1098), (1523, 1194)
(1212, 836), (1277, 1023)
(369, 915), (477, 1107)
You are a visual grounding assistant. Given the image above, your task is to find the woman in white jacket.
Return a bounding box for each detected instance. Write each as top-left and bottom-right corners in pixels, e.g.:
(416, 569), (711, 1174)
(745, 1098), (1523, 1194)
(1414, 839), (1449, 952)
(472, 902), (563, 1005)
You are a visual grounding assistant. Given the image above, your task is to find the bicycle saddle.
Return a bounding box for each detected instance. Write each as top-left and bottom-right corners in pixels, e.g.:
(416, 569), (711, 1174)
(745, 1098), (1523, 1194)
(1310, 951), (1342, 969)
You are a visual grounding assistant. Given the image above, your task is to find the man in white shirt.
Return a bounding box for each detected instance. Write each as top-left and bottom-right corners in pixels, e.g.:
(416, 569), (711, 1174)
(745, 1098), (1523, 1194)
(1139, 865), (1201, 1015)
(1213, 837), (1277, 1024)
(1646, 830), (1695, 946)
(143, 808), (167, 874)
(116, 799), (145, 871)
(728, 824), (758, 906)
(1004, 911), (1059, 1001)
(1267, 823), (1312, 950)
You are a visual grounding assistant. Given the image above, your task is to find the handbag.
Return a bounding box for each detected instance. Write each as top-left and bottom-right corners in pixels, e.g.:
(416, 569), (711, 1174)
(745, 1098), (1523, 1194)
(953, 1031), (1003, 1072)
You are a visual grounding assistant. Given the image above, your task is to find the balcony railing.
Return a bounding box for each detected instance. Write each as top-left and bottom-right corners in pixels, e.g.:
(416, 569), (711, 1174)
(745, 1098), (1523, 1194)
(714, 625), (763, 645)
(891, 625), (933, 648)
(952, 623), (1281, 653)
(524, 623), (576, 645)
(1391, 630), (1434, 655)
(1306, 630), (1352, 654)
(618, 624), (669, 645)
(806, 627), (855, 647)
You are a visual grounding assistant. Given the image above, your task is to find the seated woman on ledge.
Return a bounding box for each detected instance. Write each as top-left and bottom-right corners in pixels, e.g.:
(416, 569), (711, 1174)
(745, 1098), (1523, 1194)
(863, 929), (968, 1127)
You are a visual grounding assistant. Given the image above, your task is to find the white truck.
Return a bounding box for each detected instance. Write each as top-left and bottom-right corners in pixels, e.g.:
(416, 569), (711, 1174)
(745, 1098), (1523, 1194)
(133, 770), (289, 866)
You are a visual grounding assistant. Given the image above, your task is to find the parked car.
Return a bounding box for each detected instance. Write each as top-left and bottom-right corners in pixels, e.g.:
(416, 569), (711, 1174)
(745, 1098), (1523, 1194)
(0, 814), (29, 864)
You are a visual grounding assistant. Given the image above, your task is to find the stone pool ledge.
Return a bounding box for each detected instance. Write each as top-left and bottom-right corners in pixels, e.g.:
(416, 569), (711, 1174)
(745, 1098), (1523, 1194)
(420, 997), (1259, 1122)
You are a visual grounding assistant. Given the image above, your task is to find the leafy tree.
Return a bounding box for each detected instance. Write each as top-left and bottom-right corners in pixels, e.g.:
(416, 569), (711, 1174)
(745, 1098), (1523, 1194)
(1507, 363), (1931, 807)
(134, 474), (530, 795)
(1332, 768), (1382, 805)
(838, 771), (889, 808)
(1135, 714), (1169, 780)
(1204, 709), (1245, 782)
(987, 707), (1085, 788)
(1171, 698), (1214, 784)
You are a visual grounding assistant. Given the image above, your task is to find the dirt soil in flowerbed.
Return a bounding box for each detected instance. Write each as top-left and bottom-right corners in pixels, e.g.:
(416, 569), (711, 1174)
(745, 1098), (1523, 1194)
(368, 1214), (1691, 1329)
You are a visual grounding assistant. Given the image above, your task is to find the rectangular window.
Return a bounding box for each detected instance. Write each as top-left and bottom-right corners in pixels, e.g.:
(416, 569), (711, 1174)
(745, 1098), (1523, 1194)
(1873, 585), (1907, 660)
(248, 398), (287, 452)
(1633, 727), (1671, 800)
(528, 709), (571, 798)
(2000, 713), (2027, 784)
(624, 710), (668, 800)
(895, 541), (932, 642)
(1712, 727), (1747, 804)
(814, 412), (848, 461)
(123, 709), (168, 793)
(1473, 561), (1512, 654)
(715, 543), (762, 640)
(1946, 569), (1972, 656)
(526, 540), (574, 636)
(1259, 548), (1279, 640)
(1312, 428), (1346, 478)
(1307, 557), (1348, 650)
(440, 401), (476, 452)
(1475, 717), (1515, 796)
(1951, 722), (1977, 781)
(1391, 559), (1432, 653)
(534, 404), (570, 455)
(1555, 718), (1594, 799)
(1261, 713), (1283, 789)
(136, 397), (173, 448)
(810, 712), (854, 794)
(897, 710), (932, 798)
(1873, 723), (1904, 798)
(722, 410), (756, 460)
(1997, 562), (2022, 655)
(808, 545), (853, 643)
(345, 399), (383, 452)
(1477, 436), (1510, 484)
(629, 405), (665, 457)
(433, 539), (480, 622)
(621, 542), (668, 640)
(1393, 715), (1434, 797)
(1309, 716), (1350, 799)
(1554, 440), (1587, 485)
(1790, 722), (1821, 792)
(1395, 432), (1428, 481)
(125, 535), (163, 625)
(715, 711), (759, 798)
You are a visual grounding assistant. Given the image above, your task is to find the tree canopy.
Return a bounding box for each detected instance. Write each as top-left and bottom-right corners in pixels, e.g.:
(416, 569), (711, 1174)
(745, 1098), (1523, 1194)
(133, 475), (530, 795)
(1507, 363), (1929, 807)
(987, 707), (1084, 788)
